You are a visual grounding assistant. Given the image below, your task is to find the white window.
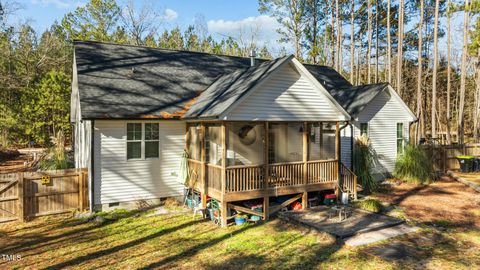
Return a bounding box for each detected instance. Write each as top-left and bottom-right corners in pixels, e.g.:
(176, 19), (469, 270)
(397, 123), (404, 155)
(127, 123), (160, 160)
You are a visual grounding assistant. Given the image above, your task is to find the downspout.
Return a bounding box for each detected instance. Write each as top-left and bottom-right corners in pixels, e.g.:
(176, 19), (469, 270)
(350, 123), (354, 169)
(338, 121), (350, 193)
(90, 120), (95, 213)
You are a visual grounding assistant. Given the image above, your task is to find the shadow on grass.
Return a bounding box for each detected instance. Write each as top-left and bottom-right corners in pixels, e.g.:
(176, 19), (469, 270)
(44, 218), (206, 269)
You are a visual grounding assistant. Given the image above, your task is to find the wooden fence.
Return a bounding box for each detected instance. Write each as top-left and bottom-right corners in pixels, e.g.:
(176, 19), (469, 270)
(421, 144), (480, 172)
(0, 168), (88, 223)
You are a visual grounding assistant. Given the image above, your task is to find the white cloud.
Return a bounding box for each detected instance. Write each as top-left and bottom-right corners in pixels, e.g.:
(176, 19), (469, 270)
(207, 15), (282, 49)
(31, 0), (83, 9)
(162, 8), (178, 22)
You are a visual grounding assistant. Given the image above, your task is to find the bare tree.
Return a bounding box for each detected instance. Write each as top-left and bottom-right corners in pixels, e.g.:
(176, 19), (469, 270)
(350, 1), (355, 84)
(121, 0), (161, 45)
(431, 0), (440, 140)
(458, 0), (470, 144)
(367, 0), (372, 84)
(375, 0), (379, 83)
(397, 0), (405, 95)
(416, 0), (424, 143)
(335, 0), (340, 70)
(446, 0), (452, 144)
(387, 0), (392, 84)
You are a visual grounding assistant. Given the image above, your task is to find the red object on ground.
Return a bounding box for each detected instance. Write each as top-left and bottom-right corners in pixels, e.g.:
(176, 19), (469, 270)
(325, 194), (336, 199)
(292, 201), (303, 210)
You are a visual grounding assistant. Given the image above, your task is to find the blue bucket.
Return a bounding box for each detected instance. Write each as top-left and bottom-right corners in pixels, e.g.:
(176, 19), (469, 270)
(234, 216), (247, 226)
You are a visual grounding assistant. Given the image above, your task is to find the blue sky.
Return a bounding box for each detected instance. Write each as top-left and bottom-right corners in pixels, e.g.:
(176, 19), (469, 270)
(11, 0), (466, 61)
(15, 0), (284, 52)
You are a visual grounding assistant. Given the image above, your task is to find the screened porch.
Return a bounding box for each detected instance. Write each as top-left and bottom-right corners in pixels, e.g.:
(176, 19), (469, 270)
(186, 121), (356, 203)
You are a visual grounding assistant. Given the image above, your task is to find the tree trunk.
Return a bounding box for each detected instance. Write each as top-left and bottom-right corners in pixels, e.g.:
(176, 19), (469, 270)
(350, 1), (355, 84)
(375, 0), (379, 83)
(335, 0), (340, 71)
(387, 0), (392, 84)
(432, 0), (440, 140)
(367, 0), (372, 84)
(446, 0), (452, 144)
(475, 50), (480, 140)
(396, 0), (404, 96)
(416, 0), (424, 144)
(331, 4), (335, 67)
(458, 0), (470, 144)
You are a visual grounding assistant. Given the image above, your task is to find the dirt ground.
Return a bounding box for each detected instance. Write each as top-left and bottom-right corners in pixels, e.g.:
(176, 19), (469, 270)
(0, 153), (31, 173)
(374, 176), (480, 228)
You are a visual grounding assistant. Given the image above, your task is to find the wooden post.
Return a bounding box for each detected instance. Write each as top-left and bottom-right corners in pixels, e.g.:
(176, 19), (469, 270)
(303, 122), (308, 185)
(302, 192), (308, 210)
(78, 171), (84, 211)
(335, 122), (341, 197)
(200, 123), (207, 208)
(263, 122), (270, 220)
(220, 123), (228, 227)
(17, 173), (25, 222)
(302, 122), (308, 210)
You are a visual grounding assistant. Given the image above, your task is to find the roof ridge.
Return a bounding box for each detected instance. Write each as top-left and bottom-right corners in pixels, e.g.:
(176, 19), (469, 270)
(73, 39), (268, 62)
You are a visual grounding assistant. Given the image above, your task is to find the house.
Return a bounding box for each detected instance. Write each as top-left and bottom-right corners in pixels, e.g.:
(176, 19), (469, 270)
(71, 40), (416, 225)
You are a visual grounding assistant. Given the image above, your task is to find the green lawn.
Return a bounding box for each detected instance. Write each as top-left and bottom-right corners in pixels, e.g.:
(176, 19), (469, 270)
(1, 210), (390, 270)
(1, 177), (480, 270)
(1, 208), (479, 269)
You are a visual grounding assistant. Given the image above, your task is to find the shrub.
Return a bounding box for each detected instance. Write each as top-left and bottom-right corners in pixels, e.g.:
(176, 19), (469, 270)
(355, 199), (384, 213)
(393, 144), (432, 184)
(39, 130), (73, 170)
(353, 134), (378, 193)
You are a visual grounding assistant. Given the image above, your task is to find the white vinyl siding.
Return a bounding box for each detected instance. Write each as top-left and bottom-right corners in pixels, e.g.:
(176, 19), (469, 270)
(354, 90), (413, 174)
(227, 64), (347, 121)
(93, 120), (185, 205)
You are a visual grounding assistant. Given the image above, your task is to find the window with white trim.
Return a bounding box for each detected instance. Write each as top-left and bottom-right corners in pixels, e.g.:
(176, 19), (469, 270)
(127, 123), (160, 160)
(360, 123), (368, 136)
(397, 123), (404, 155)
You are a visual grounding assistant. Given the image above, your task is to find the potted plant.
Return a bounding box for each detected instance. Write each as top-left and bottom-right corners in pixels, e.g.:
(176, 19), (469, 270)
(234, 213), (248, 225)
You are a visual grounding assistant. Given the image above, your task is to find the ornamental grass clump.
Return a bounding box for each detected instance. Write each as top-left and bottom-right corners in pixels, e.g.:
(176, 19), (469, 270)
(393, 144), (432, 184)
(353, 134), (378, 193)
(355, 199), (384, 213)
(40, 130), (72, 170)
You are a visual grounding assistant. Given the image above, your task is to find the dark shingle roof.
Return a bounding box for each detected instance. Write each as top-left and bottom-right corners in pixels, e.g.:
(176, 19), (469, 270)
(74, 40), (256, 119)
(327, 83), (389, 117)
(73, 40), (387, 120)
(184, 56), (292, 119)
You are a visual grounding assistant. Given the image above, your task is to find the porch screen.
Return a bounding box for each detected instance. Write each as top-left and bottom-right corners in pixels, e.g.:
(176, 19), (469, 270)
(227, 123), (264, 166)
(268, 123), (303, 163)
(206, 125), (223, 166)
(187, 125), (202, 160)
(308, 122), (336, 160)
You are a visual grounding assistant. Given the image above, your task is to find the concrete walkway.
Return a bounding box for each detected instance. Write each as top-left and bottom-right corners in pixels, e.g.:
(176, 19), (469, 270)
(278, 206), (404, 238)
(344, 224), (419, 247)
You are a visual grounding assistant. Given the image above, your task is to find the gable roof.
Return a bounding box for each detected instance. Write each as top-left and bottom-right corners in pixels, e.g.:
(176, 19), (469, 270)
(73, 40), (354, 120)
(184, 56), (293, 119)
(73, 40), (415, 122)
(327, 83), (389, 117)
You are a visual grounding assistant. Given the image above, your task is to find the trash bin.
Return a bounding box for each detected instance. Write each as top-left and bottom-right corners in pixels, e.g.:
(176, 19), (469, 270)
(456, 155), (475, 172)
(474, 158), (480, 172)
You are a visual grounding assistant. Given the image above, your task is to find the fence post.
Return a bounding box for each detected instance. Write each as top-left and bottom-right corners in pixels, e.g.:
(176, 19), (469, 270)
(17, 173), (25, 222)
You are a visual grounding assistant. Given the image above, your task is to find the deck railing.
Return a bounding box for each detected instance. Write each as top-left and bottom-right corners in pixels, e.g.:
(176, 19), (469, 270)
(206, 164), (222, 191)
(307, 159), (338, 183)
(187, 159), (203, 189)
(191, 159), (351, 196)
(340, 163), (357, 199)
(268, 161), (304, 188)
(226, 165), (264, 192)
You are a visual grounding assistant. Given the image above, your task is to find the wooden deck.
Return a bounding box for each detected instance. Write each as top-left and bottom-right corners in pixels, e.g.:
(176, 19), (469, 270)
(189, 158), (357, 226)
(186, 121), (357, 227)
